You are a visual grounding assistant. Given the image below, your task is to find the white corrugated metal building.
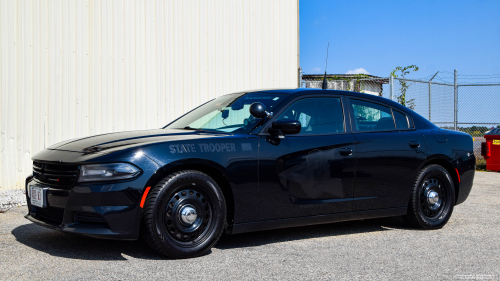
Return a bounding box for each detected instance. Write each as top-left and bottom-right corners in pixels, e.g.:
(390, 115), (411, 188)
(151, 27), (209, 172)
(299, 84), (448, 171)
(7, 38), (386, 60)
(0, 0), (300, 190)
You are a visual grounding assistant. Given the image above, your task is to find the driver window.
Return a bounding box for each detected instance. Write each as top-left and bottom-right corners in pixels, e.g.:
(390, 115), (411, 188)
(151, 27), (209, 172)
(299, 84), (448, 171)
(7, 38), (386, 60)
(276, 97), (345, 135)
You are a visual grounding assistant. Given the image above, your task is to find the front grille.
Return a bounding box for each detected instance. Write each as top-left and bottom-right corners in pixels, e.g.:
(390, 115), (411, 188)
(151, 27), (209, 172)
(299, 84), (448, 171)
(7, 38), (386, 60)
(36, 206), (65, 224)
(33, 161), (79, 187)
(74, 212), (108, 227)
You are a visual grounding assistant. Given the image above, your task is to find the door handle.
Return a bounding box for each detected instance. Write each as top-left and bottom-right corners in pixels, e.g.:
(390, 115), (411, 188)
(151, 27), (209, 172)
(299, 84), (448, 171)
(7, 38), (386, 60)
(339, 148), (353, 156)
(409, 141), (420, 148)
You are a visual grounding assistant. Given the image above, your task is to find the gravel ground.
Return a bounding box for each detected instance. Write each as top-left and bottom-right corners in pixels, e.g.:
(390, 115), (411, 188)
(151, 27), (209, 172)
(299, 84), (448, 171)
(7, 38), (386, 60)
(0, 190), (27, 213)
(0, 172), (499, 280)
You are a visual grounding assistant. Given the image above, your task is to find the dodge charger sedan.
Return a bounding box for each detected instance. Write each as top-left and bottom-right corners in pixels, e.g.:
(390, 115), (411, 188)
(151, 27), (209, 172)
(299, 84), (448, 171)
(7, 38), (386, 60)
(25, 88), (475, 258)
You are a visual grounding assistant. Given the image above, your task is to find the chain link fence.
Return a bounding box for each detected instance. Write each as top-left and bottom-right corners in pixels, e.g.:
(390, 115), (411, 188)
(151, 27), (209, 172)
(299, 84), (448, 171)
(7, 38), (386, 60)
(456, 84), (500, 166)
(300, 73), (500, 166)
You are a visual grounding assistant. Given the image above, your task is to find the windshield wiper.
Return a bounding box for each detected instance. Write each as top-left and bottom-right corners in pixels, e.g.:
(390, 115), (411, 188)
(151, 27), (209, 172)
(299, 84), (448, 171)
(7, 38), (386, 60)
(175, 126), (231, 134)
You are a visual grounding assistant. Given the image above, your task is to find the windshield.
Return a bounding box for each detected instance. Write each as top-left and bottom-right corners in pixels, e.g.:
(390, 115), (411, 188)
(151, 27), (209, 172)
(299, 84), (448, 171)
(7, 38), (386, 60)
(165, 93), (287, 133)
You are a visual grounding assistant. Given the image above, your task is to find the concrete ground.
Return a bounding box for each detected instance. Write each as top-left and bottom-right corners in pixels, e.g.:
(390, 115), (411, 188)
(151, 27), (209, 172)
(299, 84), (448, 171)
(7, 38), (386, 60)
(0, 172), (499, 280)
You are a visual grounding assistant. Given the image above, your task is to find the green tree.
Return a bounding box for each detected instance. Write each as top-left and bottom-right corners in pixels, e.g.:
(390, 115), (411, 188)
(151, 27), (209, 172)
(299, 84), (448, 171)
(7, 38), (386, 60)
(390, 65), (419, 110)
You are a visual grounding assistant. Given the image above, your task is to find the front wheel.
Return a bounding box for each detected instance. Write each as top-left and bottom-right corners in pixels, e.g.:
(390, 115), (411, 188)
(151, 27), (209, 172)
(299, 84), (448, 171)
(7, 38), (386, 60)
(403, 164), (455, 230)
(141, 170), (226, 258)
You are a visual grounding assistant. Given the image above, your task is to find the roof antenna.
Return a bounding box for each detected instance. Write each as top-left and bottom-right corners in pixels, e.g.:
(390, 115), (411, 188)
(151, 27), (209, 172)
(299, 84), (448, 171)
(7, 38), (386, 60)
(322, 42), (329, 90)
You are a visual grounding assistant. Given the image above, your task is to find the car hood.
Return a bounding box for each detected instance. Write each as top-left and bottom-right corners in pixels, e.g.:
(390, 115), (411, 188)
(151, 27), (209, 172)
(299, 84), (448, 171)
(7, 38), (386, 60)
(47, 129), (229, 153)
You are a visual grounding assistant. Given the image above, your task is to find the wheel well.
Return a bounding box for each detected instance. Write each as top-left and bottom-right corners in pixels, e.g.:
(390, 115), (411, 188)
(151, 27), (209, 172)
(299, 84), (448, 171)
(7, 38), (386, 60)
(150, 163), (235, 231)
(421, 159), (460, 203)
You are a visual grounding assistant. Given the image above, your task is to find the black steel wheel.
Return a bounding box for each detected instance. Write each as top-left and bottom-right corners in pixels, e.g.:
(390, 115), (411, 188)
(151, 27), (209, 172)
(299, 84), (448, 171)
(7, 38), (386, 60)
(162, 188), (213, 245)
(419, 177), (447, 220)
(141, 170), (226, 258)
(403, 164), (455, 229)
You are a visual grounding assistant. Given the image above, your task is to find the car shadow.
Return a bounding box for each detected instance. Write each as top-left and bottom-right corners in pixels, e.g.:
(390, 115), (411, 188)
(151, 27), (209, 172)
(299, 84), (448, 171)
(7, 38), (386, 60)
(11, 216), (410, 261)
(216, 216), (411, 250)
(10, 223), (164, 261)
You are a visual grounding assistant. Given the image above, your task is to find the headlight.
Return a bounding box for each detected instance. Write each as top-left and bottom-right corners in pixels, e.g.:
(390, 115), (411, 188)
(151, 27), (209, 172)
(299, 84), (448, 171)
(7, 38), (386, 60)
(77, 163), (141, 182)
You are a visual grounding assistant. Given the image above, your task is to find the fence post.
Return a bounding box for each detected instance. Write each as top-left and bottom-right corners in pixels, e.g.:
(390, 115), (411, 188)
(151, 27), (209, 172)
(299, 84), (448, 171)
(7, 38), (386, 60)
(428, 82), (431, 121)
(454, 69), (458, 131)
(427, 71), (439, 122)
(389, 75), (394, 101)
(298, 67), (303, 88)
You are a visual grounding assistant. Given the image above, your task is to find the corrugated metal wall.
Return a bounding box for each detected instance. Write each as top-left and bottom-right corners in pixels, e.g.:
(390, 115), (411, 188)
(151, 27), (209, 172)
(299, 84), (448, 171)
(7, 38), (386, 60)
(0, 0), (299, 190)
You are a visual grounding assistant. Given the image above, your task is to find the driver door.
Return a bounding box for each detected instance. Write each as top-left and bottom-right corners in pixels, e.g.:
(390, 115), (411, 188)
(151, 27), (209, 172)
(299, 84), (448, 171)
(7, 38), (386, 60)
(257, 95), (357, 221)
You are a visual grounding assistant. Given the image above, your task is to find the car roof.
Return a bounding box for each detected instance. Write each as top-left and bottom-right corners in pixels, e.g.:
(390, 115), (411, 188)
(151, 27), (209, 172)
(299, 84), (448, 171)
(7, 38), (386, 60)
(242, 88), (436, 130)
(244, 88), (401, 107)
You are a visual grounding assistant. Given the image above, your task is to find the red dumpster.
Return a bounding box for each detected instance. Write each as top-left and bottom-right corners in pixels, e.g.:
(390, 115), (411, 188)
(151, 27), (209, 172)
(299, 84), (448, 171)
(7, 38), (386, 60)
(481, 128), (500, 171)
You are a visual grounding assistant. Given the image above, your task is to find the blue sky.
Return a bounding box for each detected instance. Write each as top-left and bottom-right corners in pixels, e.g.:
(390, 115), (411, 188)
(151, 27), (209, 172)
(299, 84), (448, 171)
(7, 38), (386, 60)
(300, 0), (500, 83)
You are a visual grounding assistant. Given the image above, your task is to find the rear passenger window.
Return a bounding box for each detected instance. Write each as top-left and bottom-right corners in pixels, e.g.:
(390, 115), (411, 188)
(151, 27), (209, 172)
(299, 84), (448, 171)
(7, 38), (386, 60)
(393, 110), (409, 129)
(350, 99), (394, 131)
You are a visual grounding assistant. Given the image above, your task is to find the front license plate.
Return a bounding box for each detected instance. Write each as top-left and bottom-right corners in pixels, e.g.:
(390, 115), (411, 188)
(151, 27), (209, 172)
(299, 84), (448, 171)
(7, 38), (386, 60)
(30, 186), (46, 208)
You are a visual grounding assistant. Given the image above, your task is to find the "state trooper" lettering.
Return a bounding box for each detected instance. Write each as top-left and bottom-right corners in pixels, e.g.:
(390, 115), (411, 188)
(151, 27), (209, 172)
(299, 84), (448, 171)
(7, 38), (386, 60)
(169, 143), (236, 154)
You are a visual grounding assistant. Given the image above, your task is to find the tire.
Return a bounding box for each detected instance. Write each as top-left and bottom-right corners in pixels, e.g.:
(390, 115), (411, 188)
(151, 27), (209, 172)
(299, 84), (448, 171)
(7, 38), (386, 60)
(403, 164), (455, 230)
(141, 170), (226, 258)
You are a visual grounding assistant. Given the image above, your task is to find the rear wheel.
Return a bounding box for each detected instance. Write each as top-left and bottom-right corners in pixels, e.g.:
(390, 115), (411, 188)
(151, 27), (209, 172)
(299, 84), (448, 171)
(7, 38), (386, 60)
(403, 164), (455, 230)
(141, 170), (226, 258)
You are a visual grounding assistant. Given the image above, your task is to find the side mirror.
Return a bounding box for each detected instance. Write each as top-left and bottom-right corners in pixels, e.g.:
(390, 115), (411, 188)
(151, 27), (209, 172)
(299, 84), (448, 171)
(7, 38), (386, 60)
(249, 102), (272, 118)
(270, 120), (301, 137)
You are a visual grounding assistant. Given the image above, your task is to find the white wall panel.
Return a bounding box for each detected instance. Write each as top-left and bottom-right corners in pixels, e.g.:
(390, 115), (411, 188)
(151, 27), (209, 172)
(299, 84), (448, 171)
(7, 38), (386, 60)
(0, 0), (299, 190)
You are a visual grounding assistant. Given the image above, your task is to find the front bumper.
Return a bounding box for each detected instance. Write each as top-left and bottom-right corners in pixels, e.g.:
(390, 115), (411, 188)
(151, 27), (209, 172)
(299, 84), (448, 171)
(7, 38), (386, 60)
(25, 177), (146, 240)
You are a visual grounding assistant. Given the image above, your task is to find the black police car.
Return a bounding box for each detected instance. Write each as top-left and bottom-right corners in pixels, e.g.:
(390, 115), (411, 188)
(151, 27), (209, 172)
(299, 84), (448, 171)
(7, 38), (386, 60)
(26, 89), (475, 258)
